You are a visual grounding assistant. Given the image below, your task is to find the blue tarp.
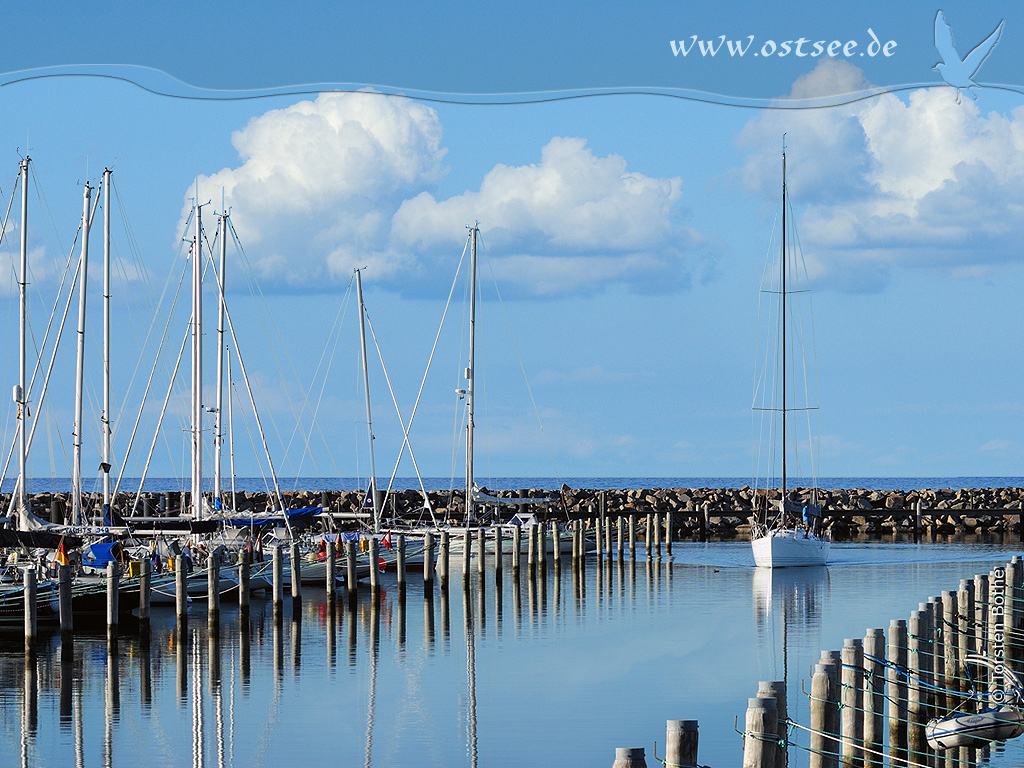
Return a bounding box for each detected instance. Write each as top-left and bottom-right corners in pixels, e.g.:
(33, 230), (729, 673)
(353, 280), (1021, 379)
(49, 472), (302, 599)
(83, 542), (120, 566)
(219, 506), (322, 527)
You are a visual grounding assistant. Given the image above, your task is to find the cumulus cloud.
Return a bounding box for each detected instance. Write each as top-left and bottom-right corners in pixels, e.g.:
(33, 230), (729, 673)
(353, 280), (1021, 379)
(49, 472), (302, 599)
(737, 59), (1024, 291)
(181, 93), (711, 296)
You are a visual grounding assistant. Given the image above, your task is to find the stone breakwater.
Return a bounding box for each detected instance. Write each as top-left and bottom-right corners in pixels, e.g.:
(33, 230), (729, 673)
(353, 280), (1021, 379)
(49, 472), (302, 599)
(17, 485), (1024, 540)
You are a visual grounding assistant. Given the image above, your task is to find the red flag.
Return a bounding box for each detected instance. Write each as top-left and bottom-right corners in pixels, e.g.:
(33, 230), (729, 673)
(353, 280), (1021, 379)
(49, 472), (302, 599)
(382, 532), (392, 550)
(378, 557), (387, 572)
(55, 538), (69, 567)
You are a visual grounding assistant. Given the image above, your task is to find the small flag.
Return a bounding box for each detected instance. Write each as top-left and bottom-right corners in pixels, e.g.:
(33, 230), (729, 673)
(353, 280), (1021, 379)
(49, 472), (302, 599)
(55, 538), (69, 567)
(382, 532), (392, 550)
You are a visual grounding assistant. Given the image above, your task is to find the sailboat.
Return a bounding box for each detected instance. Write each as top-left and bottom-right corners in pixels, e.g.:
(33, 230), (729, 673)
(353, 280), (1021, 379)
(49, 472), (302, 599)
(750, 144), (830, 568)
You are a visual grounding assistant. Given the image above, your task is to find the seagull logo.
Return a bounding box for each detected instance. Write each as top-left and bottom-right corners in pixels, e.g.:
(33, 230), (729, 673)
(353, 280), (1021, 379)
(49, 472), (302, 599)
(933, 10), (1004, 102)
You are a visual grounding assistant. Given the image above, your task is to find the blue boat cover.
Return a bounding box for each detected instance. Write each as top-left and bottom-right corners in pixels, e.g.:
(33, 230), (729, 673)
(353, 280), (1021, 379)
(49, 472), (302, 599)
(220, 506), (322, 527)
(83, 542), (120, 566)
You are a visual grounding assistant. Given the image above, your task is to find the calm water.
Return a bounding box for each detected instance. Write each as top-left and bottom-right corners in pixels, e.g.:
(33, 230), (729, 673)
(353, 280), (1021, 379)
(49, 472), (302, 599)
(2, 537), (1024, 767)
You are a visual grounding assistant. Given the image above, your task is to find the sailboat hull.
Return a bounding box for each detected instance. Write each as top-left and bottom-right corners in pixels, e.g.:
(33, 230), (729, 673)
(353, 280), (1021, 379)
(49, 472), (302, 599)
(752, 528), (829, 568)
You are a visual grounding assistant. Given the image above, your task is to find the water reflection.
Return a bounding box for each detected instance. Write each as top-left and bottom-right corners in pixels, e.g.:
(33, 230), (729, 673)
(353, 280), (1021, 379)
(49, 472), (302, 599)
(752, 565), (831, 684)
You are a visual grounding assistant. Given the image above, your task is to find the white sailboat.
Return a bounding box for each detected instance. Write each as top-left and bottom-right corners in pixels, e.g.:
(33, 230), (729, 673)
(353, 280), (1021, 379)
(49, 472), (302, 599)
(750, 144), (830, 568)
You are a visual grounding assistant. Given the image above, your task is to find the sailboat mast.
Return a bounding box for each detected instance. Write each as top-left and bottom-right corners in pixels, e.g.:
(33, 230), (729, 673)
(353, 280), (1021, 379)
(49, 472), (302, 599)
(192, 199), (203, 521)
(465, 225), (478, 525)
(102, 169), (112, 518)
(72, 182), (92, 526)
(214, 212), (227, 510)
(355, 268), (381, 532)
(16, 158), (29, 524)
(781, 148), (787, 500)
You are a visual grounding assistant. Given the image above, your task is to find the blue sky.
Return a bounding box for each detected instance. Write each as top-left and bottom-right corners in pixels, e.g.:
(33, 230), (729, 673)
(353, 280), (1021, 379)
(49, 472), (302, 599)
(0, 1), (1023, 487)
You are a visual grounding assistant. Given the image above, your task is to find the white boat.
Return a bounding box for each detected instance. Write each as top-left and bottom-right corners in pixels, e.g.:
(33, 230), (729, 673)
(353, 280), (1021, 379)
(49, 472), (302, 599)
(926, 707), (1024, 749)
(750, 143), (830, 568)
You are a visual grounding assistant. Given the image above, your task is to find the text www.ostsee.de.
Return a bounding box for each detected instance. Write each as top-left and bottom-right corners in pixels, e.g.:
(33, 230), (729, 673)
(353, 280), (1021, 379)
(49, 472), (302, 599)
(670, 29), (897, 59)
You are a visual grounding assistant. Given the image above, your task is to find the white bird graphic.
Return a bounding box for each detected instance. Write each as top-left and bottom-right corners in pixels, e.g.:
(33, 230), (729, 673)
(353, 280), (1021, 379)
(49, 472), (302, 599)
(933, 10), (1004, 102)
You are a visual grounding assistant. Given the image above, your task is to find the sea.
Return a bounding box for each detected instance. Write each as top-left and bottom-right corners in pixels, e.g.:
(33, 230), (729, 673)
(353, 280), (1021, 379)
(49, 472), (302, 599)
(1, 479), (1023, 767)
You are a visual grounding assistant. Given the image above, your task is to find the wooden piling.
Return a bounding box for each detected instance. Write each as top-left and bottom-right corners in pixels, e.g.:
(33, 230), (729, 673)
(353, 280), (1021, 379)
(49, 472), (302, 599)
(369, 538), (380, 596)
(975, 574), (989, 687)
(941, 590), (959, 696)
(24, 566), (37, 644)
(139, 558), (151, 632)
(527, 524), (536, 573)
(477, 527), (486, 578)
(701, 502), (710, 541)
(628, 515), (636, 560)
(907, 610), (927, 753)
(612, 747), (647, 768)
(617, 516), (624, 560)
(840, 638), (863, 768)
(809, 663), (837, 768)
(345, 540), (358, 603)
(175, 556), (187, 626)
(494, 527), (503, 581)
(665, 511), (673, 555)
(462, 528), (472, 582)
(397, 535), (406, 593)
(1006, 558), (1021, 668)
(757, 680), (787, 768)
(429, 531), (440, 591)
(886, 620), (908, 758)
(324, 539), (335, 601)
(862, 629), (884, 767)
(644, 514), (652, 560)
(653, 512), (662, 559)
(207, 553), (220, 629)
(570, 520), (579, 564)
(290, 542), (303, 602)
(273, 545), (284, 614)
(239, 547), (251, 613)
(742, 696), (777, 768)
(917, 601), (934, 718)
(665, 720), (698, 768)
(512, 525), (522, 572)
(58, 566), (73, 637)
(604, 516), (612, 559)
(595, 515), (604, 560)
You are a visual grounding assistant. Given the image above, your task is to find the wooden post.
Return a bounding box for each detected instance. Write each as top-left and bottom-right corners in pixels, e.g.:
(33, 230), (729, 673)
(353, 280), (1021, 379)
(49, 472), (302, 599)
(290, 542), (302, 602)
(914, 499), (922, 538)
(207, 552), (220, 630)
(527, 524), (536, 573)
(325, 538), (336, 601)
(175, 556), (187, 627)
(819, 651), (842, 766)
(24, 566), (37, 644)
(604, 516), (612, 559)
(273, 545), (284, 615)
(345, 540), (358, 603)
(396, 535), (406, 593)
(106, 561), (119, 640)
(975, 574), (989, 689)
(644, 514), (652, 560)
(653, 512), (662, 559)
(477, 527), (486, 578)
(139, 558), (151, 632)
(665, 720), (697, 768)
(665, 511), (673, 555)
(702, 502), (711, 541)
(917, 601), (935, 719)
(239, 548), (251, 613)
(1010, 557), (1023, 668)
(429, 531), (440, 591)
(942, 590), (959, 694)
(369, 537), (380, 596)
(628, 515), (636, 560)
(511, 525), (522, 572)
(886, 620), (908, 759)
(494, 527), (503, 582)
(595, 515), (604, 560)
(862, 629), (884, 767)
(742, 696), (777, 768)
(462, 528), (472, 583)
(538, 522), (547, 572)
(59, 566), (73, 638)
(809, 664), (836, 768)
(612, 747), (647, 768)
(840, 638), (863, 768)
(907, 610), (927, 753)
(758, 680), (787, 768)
(617, 516), (624, 560)
(570, 520), (578, 564)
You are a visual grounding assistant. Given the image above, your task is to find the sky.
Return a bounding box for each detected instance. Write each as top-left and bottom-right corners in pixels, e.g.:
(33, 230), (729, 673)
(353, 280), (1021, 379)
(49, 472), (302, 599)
(0, 1), (1022, 487)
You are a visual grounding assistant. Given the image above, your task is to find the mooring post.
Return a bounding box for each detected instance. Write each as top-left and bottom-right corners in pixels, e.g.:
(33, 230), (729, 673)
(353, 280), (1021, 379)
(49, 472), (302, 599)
(628, 515), (636, 560)
(462, 528), (472, 583)
(958, 578), (975, 664)
(809, 663), (835, 768)
(886, 620), (908, 759)
(907, 610), (927, 753)
(974, 574), (989, 689)
(917, 601), (935, 719)
(644, 514), (652, 560)
(369, 537), (380, 596)
(477, 527), (486, 579)
(604, 515), (612, 559)
(665, 510), (673, 555)
(24, 566), (37, 644)
(527, 524), (536, 574)
(397, 535), (407, 594)
(273, 545), (284, 615)
(914, 499), (922, 538)
(941, 590), (959, 696)
(139, 557), (152, 633)
(665, 720), (698, 768)
(595, 514), (604, 560)
(429, 531), (440, 591)
(758, 680), (787, 768)
(512, 525), (522, 572)
(106, 560), (119, 641)
(239, 547), (251, 613)
(653, 512), (662, 559)
(290, 542), (303, 603)
(175, 556), (187, 627)
(538, 522), (547, 572)
(742, 696), (777, 768)
(617, 516), (624, 560)
(862, 629), (884, 767)
(840, 638), (863, 768)
(550, 523), (560, 571)
(59, 565), (73, 638)
(345, 540), (358, 603)
(207, 552), (220, 630)
(324, 539), (335, 601)
(702, 502), (711, 541)
(1010, 556), (1024, 668)
(611, 747), (647, 768)
(494, 527), (504, 581)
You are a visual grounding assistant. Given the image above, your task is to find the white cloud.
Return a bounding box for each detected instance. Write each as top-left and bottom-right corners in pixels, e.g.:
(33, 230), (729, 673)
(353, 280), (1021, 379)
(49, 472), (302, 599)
(737, 59), (1024, 290)
(180, 93), (712, 296)
(178, 90), (446, 286)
